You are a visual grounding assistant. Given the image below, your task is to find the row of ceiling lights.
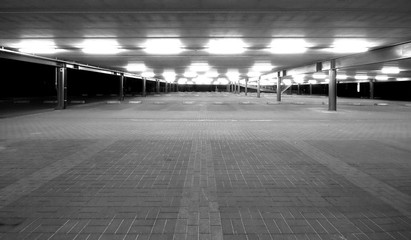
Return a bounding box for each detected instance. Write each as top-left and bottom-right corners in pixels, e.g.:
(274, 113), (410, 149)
(13, 38), (372, 55)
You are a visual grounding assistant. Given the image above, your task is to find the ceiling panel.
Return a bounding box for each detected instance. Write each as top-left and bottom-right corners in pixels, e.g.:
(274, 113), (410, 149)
(0, 0), (411, 80)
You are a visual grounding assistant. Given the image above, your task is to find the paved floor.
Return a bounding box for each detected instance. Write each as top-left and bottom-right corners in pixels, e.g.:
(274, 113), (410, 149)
(0, 92), (411, 240)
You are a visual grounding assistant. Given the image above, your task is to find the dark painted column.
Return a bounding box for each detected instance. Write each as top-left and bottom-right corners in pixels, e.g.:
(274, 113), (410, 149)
(55, 66), (67, 110)
(328, 66), (337, 111)
(119, 74), (124, 101)
(277, 75), (282, 102)
(142, 77), (147, 97)
(257, 76), (261, 98)
(245, 78), (248, 96)
(369, 79), (375, 99)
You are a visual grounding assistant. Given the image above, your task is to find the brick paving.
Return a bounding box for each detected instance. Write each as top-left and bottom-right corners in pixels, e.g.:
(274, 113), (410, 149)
(0, 92), (411, 240)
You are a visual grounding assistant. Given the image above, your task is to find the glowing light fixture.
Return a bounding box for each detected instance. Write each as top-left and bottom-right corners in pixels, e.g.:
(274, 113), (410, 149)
(226, 70), (240, 80)
(141, 71), (155, 78)
(183, 71), (197, 78)
(17, 40), (60, 54)
(308, 80), (317, 84)
(375, 75), (388, 81)
(206, 39), (247, 54)
(282, 79), (292, 85)
(206, 70), (219, 78)
(336, 74), (348, 80)
(293, 75), (306, 83)
(189, 62), (210, 72)
(143, 39), (184, 54)
(330, 39), (369, 53)
(354, 74), (369, 80)
(381, 67), (400, 74)
(252, 63), (273, 72)
(217, 77), (229, 85)
(163, 70), (176, 82)
(313, 72), (327, 79)
(268, 39), (308, 54)
(126, 63), (146, 72)
(81, 39), (122, 54)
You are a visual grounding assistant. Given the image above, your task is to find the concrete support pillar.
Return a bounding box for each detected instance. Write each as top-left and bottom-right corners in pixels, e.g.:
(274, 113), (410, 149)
(119, 74), (124, 101)
(328, 67), (337, 111)
(55, 66), (67, 110)
(277, 75), (282, 102)
(237, 82), (240, 94)
(370, 79), (375, 99)
(226, 84), (230, 92)
(142, 77), (147, 97)
(257, 76), (261, 98)
(156, 80), (160, 94)
(309, 84), (313, 95)
(297, 84), (301, 95)
(245, 78), (248, 96)
(165, 82), (168, 93)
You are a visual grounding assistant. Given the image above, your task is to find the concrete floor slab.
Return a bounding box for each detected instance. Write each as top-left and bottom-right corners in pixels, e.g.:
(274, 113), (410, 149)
(0, 92), (411, 239)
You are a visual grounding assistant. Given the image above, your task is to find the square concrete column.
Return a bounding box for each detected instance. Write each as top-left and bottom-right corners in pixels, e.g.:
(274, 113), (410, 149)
(257, 76), (261, 98)
(142, 77), (147, 97)
(277, 75), (282, 102)
(328, 68), (337, 111)
(245, 78), (248, 96)
(370, 79), (375, 99)
(55, 66), (67, 110)
(119, 74), (124, 101)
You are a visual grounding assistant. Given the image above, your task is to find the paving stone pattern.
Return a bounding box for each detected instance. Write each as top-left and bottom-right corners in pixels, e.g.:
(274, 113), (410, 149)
(0, 92), (411, 239)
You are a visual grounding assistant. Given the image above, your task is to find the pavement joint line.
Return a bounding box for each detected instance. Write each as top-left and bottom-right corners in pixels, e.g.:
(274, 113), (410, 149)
(287, 140), (411, 219)
(0, 139), (116, 209)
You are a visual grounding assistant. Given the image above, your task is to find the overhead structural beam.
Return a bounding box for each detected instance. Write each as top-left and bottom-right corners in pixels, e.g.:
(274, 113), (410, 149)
(333, 42), (411, 70)
(264, 42), (411, 78)
(0, 47), (142, 79)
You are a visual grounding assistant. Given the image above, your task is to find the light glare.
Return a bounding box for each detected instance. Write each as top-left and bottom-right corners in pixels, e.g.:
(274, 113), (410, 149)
(81, 40), (122, 54)
(268, 39), (308, 54)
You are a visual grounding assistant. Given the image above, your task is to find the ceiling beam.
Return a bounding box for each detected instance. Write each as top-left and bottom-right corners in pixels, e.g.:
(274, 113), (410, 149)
(271, 41), (411, 77)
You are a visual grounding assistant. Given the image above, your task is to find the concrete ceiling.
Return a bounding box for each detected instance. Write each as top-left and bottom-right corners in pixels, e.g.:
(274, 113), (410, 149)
(1, 0), (411, 79)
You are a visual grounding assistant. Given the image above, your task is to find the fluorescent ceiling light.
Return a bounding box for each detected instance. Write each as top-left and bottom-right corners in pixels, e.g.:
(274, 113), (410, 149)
(381, 67), (400, 74)
(143, 39), (184, 54)
(163, 70), (176, 82)
(330, 39), (369, 53)
(206, 39), (247, 54)
(178, 78), (188, 84)
(313, 72), (327, 79)
(308, 80), (317, 84)
(189, 63), (210, 72)
(17, 40), (61, 54)
(126, 63), (146, 72)
(252, 63), (273, 72)
(268, 39), (308, 54)
(141, 71), (155, 78)
(375, 75), (388, 81)
(336, 74), (348, 80)
(183, 71), (197, 78)
(226, 70), (240, 80)
(194, 75), (213, 85)
(206, 70), (219, 78)
(354, 74), (369, 80)
(81, 39), (122, 54)
(217, 77), (229, 85)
